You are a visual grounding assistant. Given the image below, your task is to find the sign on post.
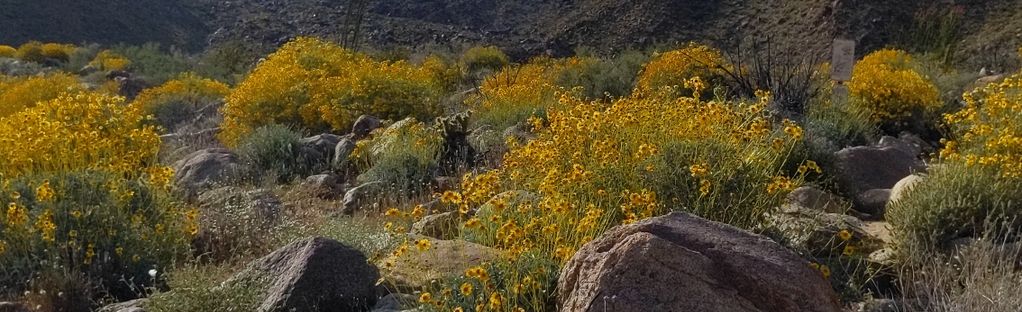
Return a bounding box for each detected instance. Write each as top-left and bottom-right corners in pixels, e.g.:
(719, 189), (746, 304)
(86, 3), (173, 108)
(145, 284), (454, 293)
(831, 39), (856, 105)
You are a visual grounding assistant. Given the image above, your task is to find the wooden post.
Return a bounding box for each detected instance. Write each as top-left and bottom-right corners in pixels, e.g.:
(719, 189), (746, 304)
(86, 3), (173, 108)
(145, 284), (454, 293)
(831, 39), (856, 105)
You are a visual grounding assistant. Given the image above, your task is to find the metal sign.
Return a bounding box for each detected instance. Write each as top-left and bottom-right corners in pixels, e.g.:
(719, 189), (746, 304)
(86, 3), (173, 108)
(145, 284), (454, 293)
(831, 39), (856, 82)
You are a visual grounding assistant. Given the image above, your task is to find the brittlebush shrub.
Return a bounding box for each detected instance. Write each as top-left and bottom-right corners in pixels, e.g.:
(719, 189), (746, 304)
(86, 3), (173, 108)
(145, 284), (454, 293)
(0, 45), (17, 58)
(133, 73), (230, 132)
(0, 73), (85, 118)
(89, 50), (132, 71)
(220, 37), (445, 146)
(0, 91), (191, 302)
(942, 73), (1022, 178)
(633, 43), (727, 98)
(15, 41), (46, 63)
(40, 43), (76, 62)
(407, 83), (811, 311)
(848, 49), (941, 123)
(469, 57), (595, 130)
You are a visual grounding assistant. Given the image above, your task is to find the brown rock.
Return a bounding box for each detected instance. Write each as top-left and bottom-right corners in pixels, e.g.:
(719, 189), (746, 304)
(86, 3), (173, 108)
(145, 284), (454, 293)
(558, 212), (842, 312)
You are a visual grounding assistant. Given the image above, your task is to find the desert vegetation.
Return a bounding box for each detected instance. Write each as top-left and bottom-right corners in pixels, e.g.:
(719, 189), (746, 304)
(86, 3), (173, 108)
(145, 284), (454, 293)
(1, 8), (1021, 311)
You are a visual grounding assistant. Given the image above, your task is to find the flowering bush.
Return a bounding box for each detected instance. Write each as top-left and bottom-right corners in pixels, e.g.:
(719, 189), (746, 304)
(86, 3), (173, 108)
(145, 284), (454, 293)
(848, 49), (941, 122)
(14, 41), (46, 63)
(633, 43), (727, 97)
(40, 43), (76, 62)
(0, 89), (190, 300)
(89, 50), (132, 71)
(0, 45), (16, 58)
(0, 73), (86, 118)
(0, 92), (162, 178)
(469, 56), (594, 130)
(414, 81), (810, 311)
(133, 73), (230, 131)
(941, 72), (1022, 178)
(220, 37), (446, 146)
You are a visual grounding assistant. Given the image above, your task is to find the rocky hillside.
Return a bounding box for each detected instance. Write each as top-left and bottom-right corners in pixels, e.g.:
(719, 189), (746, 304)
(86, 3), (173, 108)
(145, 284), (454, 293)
(2, 0), (1020, 66)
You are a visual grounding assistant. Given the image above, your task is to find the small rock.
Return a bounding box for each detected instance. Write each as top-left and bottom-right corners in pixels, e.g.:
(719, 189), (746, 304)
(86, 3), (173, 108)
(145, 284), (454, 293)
(868, 248), (896, 266)
(889, 174), (924, 206)
(558, 212), (843, 312)
(172, 148), (244, 200)
(786, 186), (848, 213)
(378, 237), (500, 293)
(300, 133), (342, 164)
(342, 181), (384, 215)
(302, 173), (343, 198)
(97, 299), (147, 312)
(854, 189), (891, 218)
(766, 207), (884, 257)
(411, 212), (459, 240)
(227, 237), (379, 312)
(352, 115), (383, 139)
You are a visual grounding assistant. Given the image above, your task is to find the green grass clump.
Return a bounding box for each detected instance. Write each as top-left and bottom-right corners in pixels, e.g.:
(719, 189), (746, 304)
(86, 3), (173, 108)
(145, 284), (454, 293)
(352, 118), (444, 196)
(236, 124), (324, 183)
(460, 46), (510, 76)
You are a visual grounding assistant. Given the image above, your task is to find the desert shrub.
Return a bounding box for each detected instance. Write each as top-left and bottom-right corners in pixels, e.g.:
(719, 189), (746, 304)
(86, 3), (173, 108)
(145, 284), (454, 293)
(418, 82), (809, 310)
(633, 43), (727, 98)
(193, 40), (260, 85)
(887, 163), (1022, 260)
(803, 85), (879, 168)
(145, 264), (265, 312)
(64, 43), (102, 72)
(0, 92), (161, 177)
(460, 46), (510, 75)
(89, 50), (132, 71)
(0, 171), (192, 300)
(469, 57), (593, 130)
(0, 45), (15, 58)
(133, 73), (230, 132)
(235, 124), (322, 182)
(848, 49), (941, 124)
(716, 39), (825, 116)
(352, 118), (444, 195)
(556, 50), (649, 100)
(15, 41), (46, 63)
(220, 37), (445, 146)
(114, 43), (195, 85)
(0, 73), (85, 118)
(40, 43), (76, 62)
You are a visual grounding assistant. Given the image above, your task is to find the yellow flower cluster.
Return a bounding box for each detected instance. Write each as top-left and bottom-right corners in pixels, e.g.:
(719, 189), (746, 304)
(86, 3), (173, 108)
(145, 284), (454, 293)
(132, 73), (230, 130)
(89, 50), (132, 71)
(40, 43), (77, 62)
(942, 72), (1022, 178)
(848, 49), (941, 122)
(633, 43), (726, 97)
(0, 91), (161, 178)
(220, 37), (446, 146)
(469, 56), (595, 129)
(0, 73), (87, 118)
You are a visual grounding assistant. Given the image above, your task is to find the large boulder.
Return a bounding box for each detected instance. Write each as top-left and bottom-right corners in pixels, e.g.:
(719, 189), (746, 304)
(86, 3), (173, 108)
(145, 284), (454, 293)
(378, 237), (500, 293)
(228, 237), (379, 312)
(833, 138), (925, 196)
(172, 148), (244, 199)
(300, 133), (342, 165)
(558, 212), (843, 312)
(411, 212), (459, 240)
(342, 181), (384, 215)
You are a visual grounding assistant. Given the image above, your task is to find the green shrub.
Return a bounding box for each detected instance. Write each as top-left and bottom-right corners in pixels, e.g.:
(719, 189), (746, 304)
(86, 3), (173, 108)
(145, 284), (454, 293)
(352, 118), (444, 196)
(887, 163), (1022, 261)
(460, 46), (510, 75)
(145, 264), (265, 312)
(899, 239), (1022, 312)
(114, 43), (195, 85)
(0, 171), (193, 300)
(556, 50), (649, 100)
(132, 73), (230, 132)
(236, 124), (323, 183)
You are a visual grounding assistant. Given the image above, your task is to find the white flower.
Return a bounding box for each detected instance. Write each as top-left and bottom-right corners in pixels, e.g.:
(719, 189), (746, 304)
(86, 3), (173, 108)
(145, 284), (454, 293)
(148, 269), (158, 278)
